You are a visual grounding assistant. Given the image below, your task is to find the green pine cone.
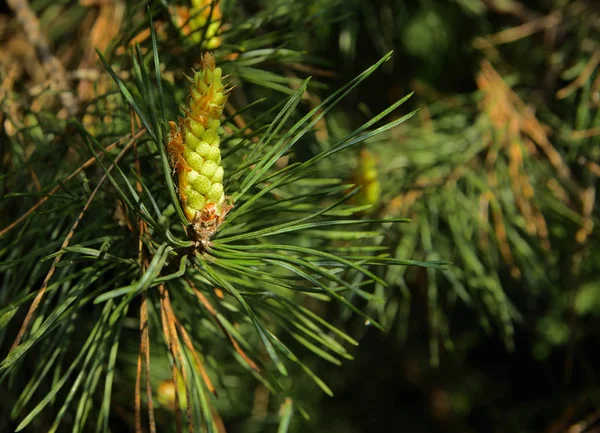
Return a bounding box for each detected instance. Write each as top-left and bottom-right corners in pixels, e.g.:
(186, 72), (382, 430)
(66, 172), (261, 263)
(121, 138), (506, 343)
(168, 53), (231, 225)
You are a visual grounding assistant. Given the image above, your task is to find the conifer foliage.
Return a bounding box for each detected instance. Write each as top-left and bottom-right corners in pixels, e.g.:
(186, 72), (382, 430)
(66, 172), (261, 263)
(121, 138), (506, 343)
(0, 1), (435, 432)
(1, 1), (599, 432)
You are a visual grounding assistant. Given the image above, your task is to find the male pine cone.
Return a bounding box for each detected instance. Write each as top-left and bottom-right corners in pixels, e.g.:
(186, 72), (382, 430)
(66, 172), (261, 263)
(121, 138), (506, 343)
(168, 53), (231, 231)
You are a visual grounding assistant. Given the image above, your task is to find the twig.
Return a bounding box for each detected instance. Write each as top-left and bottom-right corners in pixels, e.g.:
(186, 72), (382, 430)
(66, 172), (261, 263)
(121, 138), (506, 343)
(141, 293), (157, 433)
(174, 317), (218, 396)
(158, 286), (183, 433)
(473, 10), (562, 48)
(135, 316), (144, 433)
(128, 117), (156, 433)
(6, 0), (79, 115)
(189, 279), (259, 372)
(160, 288), (195, 433)
(481, 0), (542, 22)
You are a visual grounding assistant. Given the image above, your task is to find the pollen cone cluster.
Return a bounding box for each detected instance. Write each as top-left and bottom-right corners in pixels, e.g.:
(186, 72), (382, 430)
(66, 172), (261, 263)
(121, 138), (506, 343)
(168, 53), (231, 225)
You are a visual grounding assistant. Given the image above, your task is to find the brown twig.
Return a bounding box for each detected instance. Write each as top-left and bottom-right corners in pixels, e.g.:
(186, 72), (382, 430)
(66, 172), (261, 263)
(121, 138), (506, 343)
(481, 0), (542, 22)
(6, 0), (79, 115)
(158, 286), (184, 433)
(174, 317), (218, 396)
(134, 251), (156, 433)
(571, 127), (600, 140)
(189, 279), (259, 372)
(135, 304), (144, 433)
(125, 113), (157, 433)
(473, 10), (562, 48)
(141, 293), (157, 433)
(160, 287), (194, 433)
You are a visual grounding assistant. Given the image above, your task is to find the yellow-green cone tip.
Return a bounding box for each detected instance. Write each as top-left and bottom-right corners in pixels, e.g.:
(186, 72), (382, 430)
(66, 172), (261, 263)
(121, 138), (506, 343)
(168, 53), (232, 226)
